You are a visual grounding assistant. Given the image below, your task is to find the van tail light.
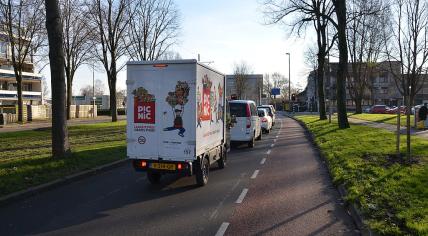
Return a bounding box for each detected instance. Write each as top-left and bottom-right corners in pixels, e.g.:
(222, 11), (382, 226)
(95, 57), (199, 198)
(246, 104), (251, 117)
(262, 117), (267, 122)
(246, 117), (251, 128)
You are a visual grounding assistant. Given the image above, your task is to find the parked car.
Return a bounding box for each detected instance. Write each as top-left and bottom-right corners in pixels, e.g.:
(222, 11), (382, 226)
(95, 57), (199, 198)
(363, 107), (371, 113)
(229, 100), (262, 148)
(258, 105), (276, 126)
(370, 105), (389, 114)
(258, 108), (272, 133)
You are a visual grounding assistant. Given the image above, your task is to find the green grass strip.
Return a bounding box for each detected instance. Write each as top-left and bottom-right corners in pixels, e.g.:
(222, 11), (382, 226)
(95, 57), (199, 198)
(0, 121), (126, 197)
(295, 115), (427, 236)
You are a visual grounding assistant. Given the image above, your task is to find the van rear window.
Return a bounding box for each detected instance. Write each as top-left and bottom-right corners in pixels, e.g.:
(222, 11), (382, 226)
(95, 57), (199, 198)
(230, 103), (247, 117)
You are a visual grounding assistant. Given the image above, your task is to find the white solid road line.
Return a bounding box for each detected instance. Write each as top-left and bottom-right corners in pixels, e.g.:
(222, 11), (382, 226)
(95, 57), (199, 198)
(251, 170), (259, 179)
(260, 158), (266, 164)
(236, 188), (249, 204)
(266, 149), (271, 155)
(215, 222), (230, 236)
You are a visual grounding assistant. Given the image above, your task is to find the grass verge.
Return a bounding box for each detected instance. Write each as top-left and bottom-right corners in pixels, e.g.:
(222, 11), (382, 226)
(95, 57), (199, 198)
(295, 115), (427, 236)
(0, 121), (126, 197)
(348, 113), (415, 127)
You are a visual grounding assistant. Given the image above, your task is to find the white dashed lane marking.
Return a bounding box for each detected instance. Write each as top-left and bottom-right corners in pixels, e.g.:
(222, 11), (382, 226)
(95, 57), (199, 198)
(251, 170), (259, 179)
(236, 188), (248, 204)
(266, 149), (271, 155)
(215, 222), (230, 236)
(260, 158), (266, 164)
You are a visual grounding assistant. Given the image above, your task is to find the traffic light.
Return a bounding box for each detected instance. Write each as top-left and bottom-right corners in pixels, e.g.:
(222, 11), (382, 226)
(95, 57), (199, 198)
(291, 93), (296, 101)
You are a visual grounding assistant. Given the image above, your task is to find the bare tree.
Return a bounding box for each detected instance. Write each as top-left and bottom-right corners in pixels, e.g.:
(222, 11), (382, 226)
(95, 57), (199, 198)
(61, 0), (93, 119)
(87, 0), (133, 122)
(127, 0), (180, 61)
(347, 0), (387, 114)
(331, 0), (350, 128)
(233, 62), (252, 100)
(384, 0), (428, 158)
(262, 0), (335, 120)
(45, 0), (71, 157)
(80, 79), (105, 96)
(0, 0), (45, 122)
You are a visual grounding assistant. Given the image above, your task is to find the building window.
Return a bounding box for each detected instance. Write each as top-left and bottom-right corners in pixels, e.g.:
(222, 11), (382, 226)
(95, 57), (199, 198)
(22, 83), (32, 91)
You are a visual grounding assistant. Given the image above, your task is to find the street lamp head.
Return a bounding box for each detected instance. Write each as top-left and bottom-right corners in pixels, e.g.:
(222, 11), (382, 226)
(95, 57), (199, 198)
(285, 52), (290, 55)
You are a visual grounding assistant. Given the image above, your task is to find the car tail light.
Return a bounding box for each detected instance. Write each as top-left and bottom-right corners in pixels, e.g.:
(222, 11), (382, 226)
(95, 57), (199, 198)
(246, 117), (251, 128)
(141, 161), (147, 168)
(246, 104), (251, 117)
(262, 117), (267, 122)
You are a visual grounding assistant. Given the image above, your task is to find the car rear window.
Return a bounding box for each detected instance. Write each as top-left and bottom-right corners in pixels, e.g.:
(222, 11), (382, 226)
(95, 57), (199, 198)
(258, 106), (272, 113)
(258, 110), (265, 117)
(230, 103), (247, 117)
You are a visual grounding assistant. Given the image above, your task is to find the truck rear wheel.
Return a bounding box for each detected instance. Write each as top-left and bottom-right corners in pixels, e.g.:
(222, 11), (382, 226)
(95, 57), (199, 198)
(147, 171), (161, 184)
(195, 157), (209, 186)
(218, 148), (227, 169)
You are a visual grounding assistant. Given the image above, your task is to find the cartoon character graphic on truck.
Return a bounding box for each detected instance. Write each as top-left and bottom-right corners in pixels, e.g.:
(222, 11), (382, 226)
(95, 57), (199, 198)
(164, 81), (190, 137)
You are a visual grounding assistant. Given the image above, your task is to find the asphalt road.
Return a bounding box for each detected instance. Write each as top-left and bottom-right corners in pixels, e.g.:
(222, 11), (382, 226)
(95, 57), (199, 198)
(0, 115), (357, 236)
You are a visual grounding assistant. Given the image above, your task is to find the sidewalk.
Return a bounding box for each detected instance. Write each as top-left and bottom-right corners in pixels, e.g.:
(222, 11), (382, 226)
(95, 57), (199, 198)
(0, 115), (126, 133)
(226, 116), (358, 235)
(348, 117), (428, 140)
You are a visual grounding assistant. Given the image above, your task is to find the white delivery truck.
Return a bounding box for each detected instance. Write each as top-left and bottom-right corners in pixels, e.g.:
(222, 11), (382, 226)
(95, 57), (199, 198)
(126, 60), (229, 186)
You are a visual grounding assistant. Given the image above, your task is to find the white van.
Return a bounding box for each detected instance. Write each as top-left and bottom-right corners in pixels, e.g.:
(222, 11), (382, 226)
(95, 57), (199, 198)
(229, 100), (262, 148)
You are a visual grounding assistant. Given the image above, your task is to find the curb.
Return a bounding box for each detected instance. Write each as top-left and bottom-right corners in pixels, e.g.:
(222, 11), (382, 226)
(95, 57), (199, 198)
(0, 158), (129, 207)
(286, 114), (376, 236)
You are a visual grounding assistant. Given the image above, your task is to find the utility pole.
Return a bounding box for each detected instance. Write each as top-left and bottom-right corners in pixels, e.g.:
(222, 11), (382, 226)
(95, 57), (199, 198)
(286, 52), (291, 111)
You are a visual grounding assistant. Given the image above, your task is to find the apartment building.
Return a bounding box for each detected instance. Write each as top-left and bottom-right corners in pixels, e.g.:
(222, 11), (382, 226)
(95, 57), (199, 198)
(300, 61), (428, 111)
(0, 32), (43, 106)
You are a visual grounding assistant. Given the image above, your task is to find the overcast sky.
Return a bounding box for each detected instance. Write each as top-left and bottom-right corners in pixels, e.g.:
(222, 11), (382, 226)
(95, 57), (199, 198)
(42, 0), (317, 96)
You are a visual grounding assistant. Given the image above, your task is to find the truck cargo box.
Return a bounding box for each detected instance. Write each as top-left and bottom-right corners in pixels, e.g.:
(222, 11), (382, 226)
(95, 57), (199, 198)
(126, 60), (226, 163)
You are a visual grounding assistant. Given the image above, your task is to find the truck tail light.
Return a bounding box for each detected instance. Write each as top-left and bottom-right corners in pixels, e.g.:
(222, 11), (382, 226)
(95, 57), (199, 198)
(262, 117), (267, 122)
(246, 117), (251, 128)
(141, 161), (147, 167)
(246, 104), (251, 117)
(177, 163), (183, 170)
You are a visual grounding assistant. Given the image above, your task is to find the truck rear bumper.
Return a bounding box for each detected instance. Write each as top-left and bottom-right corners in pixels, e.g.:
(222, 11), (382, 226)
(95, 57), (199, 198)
(132, 159), (193, 176)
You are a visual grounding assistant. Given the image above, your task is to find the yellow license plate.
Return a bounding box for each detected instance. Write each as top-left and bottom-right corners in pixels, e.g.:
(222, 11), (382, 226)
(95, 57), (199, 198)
(150, 163), (176, 170)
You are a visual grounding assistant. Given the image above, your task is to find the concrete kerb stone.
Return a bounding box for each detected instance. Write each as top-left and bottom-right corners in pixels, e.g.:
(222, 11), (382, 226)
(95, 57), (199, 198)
(286, 114), (376, 236)
(0, 158), (129, 207)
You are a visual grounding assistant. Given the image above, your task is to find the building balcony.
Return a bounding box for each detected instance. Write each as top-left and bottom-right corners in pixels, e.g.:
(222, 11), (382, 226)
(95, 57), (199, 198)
(0, 89), (42, 100)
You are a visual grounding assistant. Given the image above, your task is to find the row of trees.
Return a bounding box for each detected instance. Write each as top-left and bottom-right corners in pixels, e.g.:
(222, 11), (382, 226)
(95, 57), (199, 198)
(1, 0), (180, 122)
(263, 0), (428, 157)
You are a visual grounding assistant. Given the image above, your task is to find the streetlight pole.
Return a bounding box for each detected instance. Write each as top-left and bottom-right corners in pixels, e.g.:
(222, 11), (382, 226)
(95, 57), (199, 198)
(286, 52), (291, 111)
(92, 64), (95, 119)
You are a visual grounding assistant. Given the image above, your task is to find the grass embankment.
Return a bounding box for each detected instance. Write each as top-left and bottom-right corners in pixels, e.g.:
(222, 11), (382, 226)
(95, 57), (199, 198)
(295, 116), (427, 235)
(0, 121), (126, 197)
(349, 113), (415, 127)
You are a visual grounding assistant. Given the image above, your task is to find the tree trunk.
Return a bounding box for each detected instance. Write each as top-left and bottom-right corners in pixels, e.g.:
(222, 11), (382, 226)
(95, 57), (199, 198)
(334, 0), (350, 129)
(45, 0), (71, 158)
(317, 56), (327, 120)
(17, 76), (23, 122)
(355, 97), (362, 114)
(109, 74), (118, 122)
(66, 69), (72, 120)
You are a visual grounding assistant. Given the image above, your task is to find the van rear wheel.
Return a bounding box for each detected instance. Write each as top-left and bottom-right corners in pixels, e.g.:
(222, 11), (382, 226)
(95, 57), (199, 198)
(147, 171), (161, 184)
(248, 134), (255, 148)
(195, 157), (209, 186)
